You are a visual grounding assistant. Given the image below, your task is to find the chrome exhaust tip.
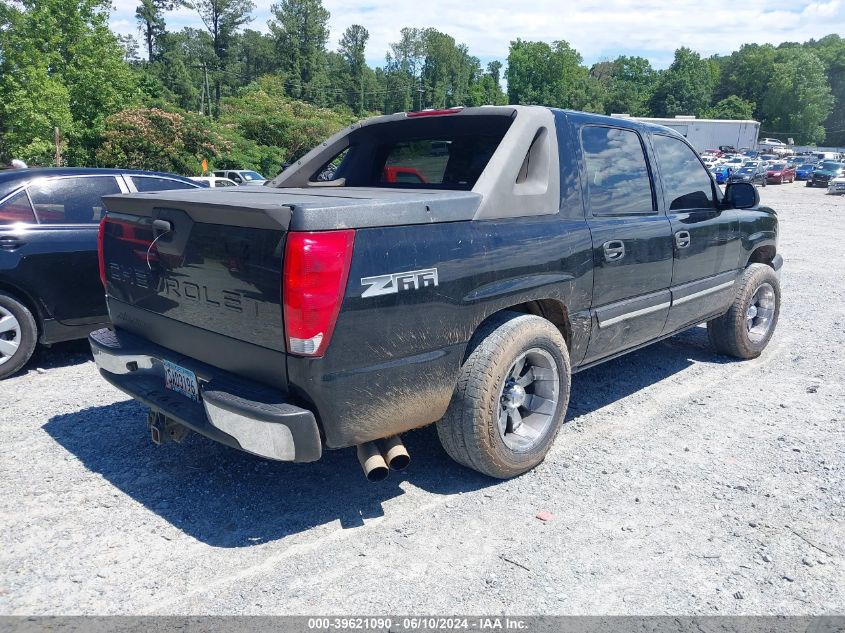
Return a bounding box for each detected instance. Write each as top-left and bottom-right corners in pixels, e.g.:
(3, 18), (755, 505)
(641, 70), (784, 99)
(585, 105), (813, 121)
(379, 435), (410, 471)
(357, 441), (389, 482)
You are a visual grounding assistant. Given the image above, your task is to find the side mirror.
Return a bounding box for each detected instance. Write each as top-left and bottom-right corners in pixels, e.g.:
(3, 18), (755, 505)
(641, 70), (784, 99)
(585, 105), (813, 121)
(724, 182), (759, 209)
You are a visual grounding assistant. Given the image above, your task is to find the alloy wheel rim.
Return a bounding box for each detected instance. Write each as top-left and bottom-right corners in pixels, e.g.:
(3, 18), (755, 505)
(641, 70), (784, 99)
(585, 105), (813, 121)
(0, 307), (21, 366)
(497, 348), (560, 451)
(746, 283), (776, 343)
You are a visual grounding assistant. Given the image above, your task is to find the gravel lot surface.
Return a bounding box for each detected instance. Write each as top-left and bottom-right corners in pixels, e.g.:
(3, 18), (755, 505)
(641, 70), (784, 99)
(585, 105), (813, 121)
(1, 183), (843, 615)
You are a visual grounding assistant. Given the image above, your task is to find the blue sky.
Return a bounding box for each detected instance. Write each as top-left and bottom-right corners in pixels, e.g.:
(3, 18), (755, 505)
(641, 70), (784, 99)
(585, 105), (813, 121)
(109, 0), (845, 69)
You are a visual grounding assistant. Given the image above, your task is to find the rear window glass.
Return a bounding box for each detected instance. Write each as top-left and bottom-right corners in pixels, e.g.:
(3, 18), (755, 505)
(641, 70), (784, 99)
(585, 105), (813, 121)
(0, 190), (37, 224)
(28, 176), (121, 224)
(312, 115), (512, 190)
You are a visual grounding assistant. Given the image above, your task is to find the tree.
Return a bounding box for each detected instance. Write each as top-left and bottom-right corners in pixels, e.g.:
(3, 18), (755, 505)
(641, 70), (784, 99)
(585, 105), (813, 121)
(0, 0), (138, 165)
(704, 95), (755, 120)
(135, 0), (175, 61)
(713, 44), (777, 112)
(649, 47), (713, 117)
(506, 39), (592, 110)
(117, 33), (141, 64)
(96, 107), (229, 172)
(807, 34), (845, 145)
(760, 49), (833, 144)
(338, 24), (369, 113)
(234, 29), (277, 85)
(595, 55), (657, 116)
(269, 0), (330, 100)
(187, 0), (255, 113)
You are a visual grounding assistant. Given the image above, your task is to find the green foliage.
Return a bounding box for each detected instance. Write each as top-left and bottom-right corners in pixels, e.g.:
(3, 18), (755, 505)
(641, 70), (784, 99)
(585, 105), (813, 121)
(592, 56), (656, 116)
(0, 0), (139, 165)
(506, 39), (596, 111)
(269, 0), (330, 100)
(95, 107), (230, 173)
(704, 95), (756, 120)
(760, 49), (833, 144)
(217, 76), (356, 170)
(649, 47), (713, 116)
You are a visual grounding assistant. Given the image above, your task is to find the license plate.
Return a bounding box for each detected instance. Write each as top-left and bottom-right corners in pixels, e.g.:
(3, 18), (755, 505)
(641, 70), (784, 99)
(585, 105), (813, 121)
(163, 360), (199, 402)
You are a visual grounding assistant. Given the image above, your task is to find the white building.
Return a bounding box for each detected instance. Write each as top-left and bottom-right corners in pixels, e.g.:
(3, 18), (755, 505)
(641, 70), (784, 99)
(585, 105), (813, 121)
(611, 114), (761, 153)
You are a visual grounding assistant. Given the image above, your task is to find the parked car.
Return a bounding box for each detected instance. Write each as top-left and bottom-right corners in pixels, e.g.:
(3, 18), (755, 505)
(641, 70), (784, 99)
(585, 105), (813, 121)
(711, 165), (732, 184)
(90, 105), (782, 480)
(0, 168), (203, 378)
(828, 174), (845, 195)
(212, 170), (267, 186)
(807, 161), (845, 188)
(795, 164), (817, 181)
(766, 162), (796, 184)
(729, 165), (767, 186)
(190, 176), (238, 188)
(723, 156), (745, 171)
(382, 166), (428, 184)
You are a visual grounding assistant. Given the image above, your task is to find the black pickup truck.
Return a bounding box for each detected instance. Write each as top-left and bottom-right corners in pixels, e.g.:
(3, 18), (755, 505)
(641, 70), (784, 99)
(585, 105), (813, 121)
(90, 106), (782, 480)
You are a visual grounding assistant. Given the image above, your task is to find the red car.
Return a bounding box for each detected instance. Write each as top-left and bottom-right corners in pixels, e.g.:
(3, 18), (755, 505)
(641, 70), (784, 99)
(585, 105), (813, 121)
(382, 166), (428, 184)
(766, 162), (796, 184)
(701, 148), (723, 157)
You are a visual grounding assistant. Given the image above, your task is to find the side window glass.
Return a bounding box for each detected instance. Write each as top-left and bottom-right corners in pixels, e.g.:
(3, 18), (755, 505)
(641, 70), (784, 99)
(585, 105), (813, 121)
(581, 126), (654, 216)
(131, 177), (197, 192)
(312, 148), (349, 182)
(653, 135), (716, 210)
(28, 177), (121, 224)
(0, 190), (37, 224)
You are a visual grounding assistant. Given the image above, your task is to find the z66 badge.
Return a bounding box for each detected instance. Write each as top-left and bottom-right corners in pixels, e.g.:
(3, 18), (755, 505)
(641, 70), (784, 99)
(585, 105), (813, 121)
(360, 268), (439, 298)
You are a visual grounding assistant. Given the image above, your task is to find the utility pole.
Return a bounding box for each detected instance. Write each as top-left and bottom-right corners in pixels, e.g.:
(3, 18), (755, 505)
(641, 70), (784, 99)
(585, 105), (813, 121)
(54, 127), (61, 167)
(203, 62), (212, 117)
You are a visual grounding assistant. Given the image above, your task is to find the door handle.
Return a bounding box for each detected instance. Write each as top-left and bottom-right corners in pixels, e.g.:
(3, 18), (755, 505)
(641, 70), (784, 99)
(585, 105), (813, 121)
(0, 236), (24, 251)
(602, 240), (625, 262)
(675, 231), (691, 249)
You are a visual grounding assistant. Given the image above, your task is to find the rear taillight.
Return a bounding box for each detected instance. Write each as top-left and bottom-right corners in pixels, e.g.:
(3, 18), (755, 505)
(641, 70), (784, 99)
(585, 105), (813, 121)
(98, 216), (108, 289)
(283, 230), (355, 356)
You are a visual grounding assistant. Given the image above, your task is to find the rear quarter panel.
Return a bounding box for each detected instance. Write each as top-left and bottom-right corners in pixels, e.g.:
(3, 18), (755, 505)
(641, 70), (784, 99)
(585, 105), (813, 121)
(288, 215), (594, 448)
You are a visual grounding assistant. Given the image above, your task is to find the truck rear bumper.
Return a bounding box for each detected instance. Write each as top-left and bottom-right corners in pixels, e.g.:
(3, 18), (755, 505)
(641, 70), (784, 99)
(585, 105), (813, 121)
(89, 328), (322, 462)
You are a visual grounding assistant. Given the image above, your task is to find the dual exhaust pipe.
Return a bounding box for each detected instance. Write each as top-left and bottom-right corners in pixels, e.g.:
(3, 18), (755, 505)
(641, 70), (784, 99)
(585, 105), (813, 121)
(356, 436), (410, 482)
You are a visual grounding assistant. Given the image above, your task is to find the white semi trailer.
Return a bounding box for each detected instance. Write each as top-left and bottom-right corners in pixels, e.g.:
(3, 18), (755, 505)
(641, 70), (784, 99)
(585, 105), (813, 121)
(611, 115), (760, 152)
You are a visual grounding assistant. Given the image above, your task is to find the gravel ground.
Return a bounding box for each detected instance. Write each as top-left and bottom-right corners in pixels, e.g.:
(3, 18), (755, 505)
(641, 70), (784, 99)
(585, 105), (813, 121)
(0, 183), (843, 615)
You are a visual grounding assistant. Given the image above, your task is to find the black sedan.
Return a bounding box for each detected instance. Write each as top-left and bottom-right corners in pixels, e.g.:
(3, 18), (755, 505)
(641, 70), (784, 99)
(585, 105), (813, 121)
(728, 165), (767, 187)
(0, 167), (203, 378)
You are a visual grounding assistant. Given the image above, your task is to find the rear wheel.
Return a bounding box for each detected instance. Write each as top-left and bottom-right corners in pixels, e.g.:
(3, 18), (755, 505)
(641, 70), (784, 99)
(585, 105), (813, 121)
(436, 312), (571, 479)
(0, 292), (38, 379)
(707, 264), (780, 359)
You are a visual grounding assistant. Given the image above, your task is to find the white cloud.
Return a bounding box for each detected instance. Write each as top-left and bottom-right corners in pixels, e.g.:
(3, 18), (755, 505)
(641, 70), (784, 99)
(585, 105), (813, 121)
(109, 0), (845, 67)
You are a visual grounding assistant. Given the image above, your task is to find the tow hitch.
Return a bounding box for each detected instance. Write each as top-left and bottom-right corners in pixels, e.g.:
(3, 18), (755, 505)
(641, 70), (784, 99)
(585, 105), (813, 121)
(147, 410), (191, 445)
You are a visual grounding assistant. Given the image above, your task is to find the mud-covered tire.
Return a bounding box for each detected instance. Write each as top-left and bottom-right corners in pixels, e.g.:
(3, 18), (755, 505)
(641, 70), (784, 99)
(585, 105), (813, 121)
(0, 292), (38, 380)
(436, 312), (571, 479)
(707, 264), (780, 359)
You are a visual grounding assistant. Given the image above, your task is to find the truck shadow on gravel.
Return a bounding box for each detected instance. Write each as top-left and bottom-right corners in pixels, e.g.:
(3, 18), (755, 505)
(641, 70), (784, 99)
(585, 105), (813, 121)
(44, 325), (736, 548)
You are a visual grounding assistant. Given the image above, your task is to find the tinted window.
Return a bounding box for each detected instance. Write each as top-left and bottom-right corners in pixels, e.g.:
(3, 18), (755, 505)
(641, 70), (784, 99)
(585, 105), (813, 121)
(131, 177), (197, 192)
(378, 136), (498, 188)
(0, 190), (37, 225)
(653, 135), (716, 211)
(394, 170), (426, 183)
(28, 176), (121, 224)
(580, 126), (654, 216)
(218, 179), (236, 187)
